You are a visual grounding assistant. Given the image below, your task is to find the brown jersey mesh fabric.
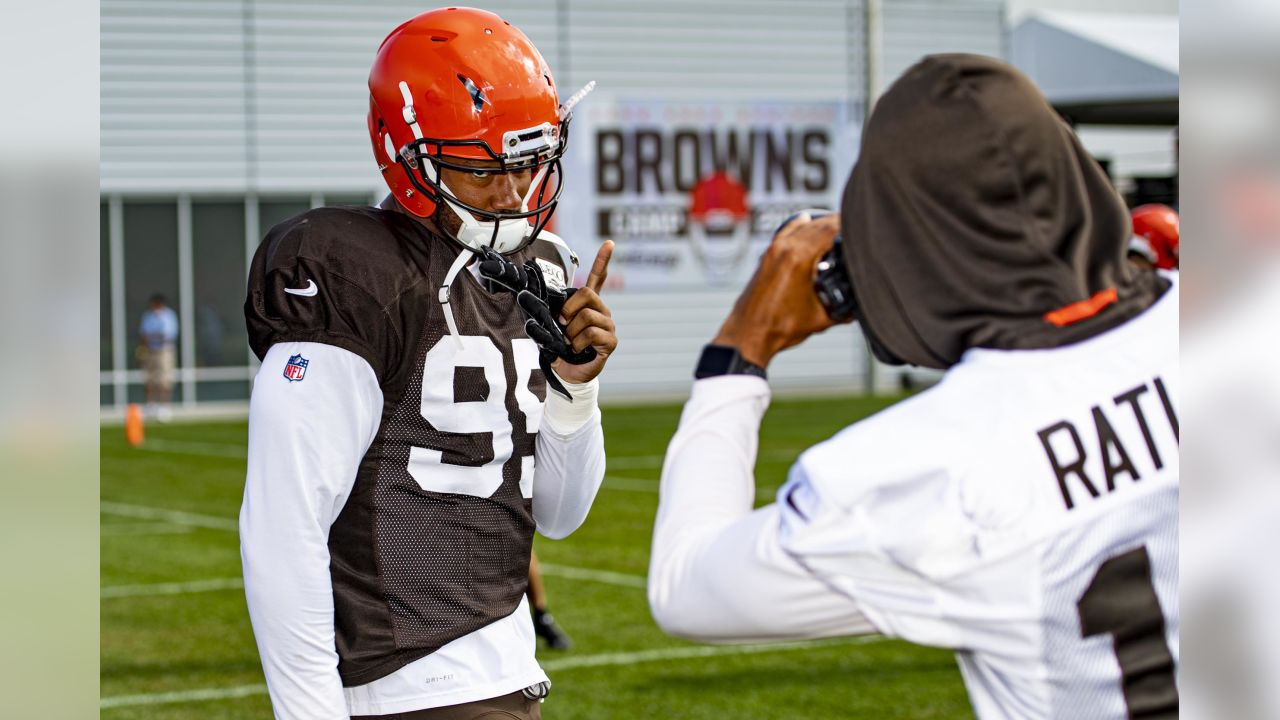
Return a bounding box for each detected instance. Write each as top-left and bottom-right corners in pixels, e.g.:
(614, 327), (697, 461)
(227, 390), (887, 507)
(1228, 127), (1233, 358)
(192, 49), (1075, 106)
(246, 205), (564, 686)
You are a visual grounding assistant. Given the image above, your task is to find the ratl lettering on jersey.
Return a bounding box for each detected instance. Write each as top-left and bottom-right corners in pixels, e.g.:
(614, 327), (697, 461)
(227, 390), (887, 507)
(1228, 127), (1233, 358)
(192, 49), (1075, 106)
(1037, 376), (1178, 510)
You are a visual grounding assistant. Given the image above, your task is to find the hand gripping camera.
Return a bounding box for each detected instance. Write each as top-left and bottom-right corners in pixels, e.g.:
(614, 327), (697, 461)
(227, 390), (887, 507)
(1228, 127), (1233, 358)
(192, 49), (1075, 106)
(776, 209), (857, 323)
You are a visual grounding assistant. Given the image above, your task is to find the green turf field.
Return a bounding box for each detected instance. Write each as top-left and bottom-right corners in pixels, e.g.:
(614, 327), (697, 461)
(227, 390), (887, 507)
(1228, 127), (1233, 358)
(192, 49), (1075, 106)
(101, 395), (972, 719)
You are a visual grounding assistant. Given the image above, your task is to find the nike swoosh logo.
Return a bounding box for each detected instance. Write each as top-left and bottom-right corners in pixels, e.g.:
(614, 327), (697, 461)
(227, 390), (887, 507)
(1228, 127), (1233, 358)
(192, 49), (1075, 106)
(284, 279), (318, 297)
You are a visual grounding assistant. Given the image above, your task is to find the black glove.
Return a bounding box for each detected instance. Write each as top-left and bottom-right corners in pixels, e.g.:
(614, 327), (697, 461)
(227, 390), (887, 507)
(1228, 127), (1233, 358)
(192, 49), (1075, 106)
(477, 247), (596, 400)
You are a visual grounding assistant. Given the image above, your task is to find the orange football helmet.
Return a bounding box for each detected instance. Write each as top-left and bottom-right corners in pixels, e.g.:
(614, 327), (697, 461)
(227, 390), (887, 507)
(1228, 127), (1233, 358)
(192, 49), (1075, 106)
(367, 7), (576, 254)
(1129, 204), (1180, 270)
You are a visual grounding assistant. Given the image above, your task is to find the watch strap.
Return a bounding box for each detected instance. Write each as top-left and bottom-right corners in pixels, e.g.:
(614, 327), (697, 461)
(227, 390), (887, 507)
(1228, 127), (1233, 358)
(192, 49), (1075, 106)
(694, 344), (768, 380)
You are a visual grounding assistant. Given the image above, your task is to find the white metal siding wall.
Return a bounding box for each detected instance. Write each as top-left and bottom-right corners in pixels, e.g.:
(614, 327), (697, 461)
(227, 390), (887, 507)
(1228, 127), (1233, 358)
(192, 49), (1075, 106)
(101, 0), (1003, 194)
(248, 1), (561, 192)
(101, 0), (1004, 194)
(871, 0), (1005, 393)
(556, 0), (870, 399)
(604, 292), (869, 400)
(558, 0), (869, 399)
(880, 0), (1006, 93)
(101, 1), (1002, 402)
(248, 0), (379, 192)
(563, 0), (864, 102)
(101, 0), (559, 194)
(102, 0), (250, 192)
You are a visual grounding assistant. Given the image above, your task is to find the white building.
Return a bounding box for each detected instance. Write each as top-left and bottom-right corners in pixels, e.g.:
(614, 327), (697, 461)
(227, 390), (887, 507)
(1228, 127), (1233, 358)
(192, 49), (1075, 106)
(101, 0), (1014, 409)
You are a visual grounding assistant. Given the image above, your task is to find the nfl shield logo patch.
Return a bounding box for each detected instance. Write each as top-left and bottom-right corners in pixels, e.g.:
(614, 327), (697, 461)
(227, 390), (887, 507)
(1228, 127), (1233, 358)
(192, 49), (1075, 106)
(283, 354), (309, 382)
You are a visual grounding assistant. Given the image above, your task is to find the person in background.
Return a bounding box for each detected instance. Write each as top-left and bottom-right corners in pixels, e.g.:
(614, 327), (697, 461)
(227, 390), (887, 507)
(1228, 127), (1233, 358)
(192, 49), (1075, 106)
(137, 293), (178, 421)
(527, 552), (572, 650)
(1128, 203), (1180, 271)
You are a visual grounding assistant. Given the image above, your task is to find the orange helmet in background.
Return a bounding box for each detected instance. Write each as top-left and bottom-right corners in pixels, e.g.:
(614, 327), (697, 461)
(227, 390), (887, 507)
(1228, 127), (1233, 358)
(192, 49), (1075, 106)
(1129, 204), (1180, 270)
(367, 7), (576, 253)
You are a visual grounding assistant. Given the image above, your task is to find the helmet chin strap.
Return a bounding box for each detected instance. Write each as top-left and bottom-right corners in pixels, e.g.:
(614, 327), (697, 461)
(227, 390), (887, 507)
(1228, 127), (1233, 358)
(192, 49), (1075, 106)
(448, 205), (531, 254)
(438, 247), (473, 349)
(434, 163), (555, 347)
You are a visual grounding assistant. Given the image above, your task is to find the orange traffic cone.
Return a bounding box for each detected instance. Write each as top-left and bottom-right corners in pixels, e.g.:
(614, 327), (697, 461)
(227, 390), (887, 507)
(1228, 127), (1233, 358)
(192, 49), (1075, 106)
(125, 403), (145, 447)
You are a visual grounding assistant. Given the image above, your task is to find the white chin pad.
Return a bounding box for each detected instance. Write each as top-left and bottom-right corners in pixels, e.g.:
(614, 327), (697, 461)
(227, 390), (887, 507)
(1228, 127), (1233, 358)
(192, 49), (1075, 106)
(455, 216), (531, 254)
(440, 180), (532, 254)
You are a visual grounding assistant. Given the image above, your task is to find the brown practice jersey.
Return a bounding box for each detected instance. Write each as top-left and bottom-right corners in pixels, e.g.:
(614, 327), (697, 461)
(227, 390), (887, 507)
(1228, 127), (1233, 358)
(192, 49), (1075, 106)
(245, 205), (567, 686)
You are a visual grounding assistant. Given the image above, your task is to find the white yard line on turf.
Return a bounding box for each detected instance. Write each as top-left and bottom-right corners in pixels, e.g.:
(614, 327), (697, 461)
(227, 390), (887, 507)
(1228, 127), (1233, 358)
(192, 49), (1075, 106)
(116, 432), (811, 479)
(604, 455), (663, 470)
(100, 684), (268, 710)
(100, 501), (240, 532)
(541, 635), (886, 672)
(102, 563), (649, 600)
(604, 476), (779, 502)
(119, 441), (805, 467)
(601, 476), (664, 493)
(102, 577), (246, 599)
(607, 448), (802, 470)
(538, 563), (647, 589)
(100, 637), (885, 710)
(124, 438), (249, 459)
(101, 522), (194, 537)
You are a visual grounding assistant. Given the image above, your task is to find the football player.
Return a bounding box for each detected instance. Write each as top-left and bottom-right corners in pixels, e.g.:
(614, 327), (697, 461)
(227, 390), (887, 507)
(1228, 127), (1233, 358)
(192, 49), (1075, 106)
(240, 8), (616, 719)
(1128, 203), (1180, 271)
(649, 55), (1178, 719)
(527, 551), (573, 651)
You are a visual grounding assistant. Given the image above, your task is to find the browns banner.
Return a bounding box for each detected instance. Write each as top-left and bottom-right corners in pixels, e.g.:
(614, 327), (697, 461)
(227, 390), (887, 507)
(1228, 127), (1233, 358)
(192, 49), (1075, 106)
(559, 100), (858, 290)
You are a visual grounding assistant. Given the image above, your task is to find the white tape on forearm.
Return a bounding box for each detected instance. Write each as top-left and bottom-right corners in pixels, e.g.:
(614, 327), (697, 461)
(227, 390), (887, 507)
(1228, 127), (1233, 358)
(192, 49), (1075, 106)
(543, 374), (600, 434)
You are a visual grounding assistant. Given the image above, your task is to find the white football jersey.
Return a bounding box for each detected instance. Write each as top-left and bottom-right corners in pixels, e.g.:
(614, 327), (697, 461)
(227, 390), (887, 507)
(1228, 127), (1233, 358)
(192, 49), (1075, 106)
(777, 284), (1179, 719)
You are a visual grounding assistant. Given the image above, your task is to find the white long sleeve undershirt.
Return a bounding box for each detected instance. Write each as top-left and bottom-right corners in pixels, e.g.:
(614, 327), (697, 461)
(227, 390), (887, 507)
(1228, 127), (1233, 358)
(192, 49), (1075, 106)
(647, 376), (876, 642)
(241, 343), (382, 720)
(535, 375), (605, 538)
(241, 342), (605, 719)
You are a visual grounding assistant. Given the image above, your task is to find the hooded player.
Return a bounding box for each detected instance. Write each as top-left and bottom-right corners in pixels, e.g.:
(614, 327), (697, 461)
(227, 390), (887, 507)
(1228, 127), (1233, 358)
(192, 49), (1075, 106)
(241, 8), (616, 719)
(649, 55), (1178, 719)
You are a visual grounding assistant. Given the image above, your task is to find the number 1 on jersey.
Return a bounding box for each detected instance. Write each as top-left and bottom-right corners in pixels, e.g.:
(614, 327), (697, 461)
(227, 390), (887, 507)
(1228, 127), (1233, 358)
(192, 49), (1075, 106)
(1077, 545), (1178, 718)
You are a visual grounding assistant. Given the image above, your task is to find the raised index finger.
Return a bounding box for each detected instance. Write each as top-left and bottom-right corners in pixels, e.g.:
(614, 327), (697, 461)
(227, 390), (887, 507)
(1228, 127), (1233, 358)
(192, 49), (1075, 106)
(585, 240), (614, 293)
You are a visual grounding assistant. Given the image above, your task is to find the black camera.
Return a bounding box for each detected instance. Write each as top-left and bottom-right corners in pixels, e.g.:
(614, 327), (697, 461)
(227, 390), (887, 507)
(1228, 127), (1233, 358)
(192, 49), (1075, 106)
(776, 210), (857, 323)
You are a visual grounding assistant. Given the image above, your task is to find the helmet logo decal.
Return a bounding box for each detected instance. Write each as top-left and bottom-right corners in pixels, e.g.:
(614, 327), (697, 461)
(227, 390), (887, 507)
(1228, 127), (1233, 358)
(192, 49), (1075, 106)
(457, 74), (488, 113)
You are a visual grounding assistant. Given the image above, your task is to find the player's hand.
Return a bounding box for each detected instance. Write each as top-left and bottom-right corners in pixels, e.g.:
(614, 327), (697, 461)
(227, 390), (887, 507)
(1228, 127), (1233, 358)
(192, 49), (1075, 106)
(713, 213), (843, 368)
(553, 240), (617, 384)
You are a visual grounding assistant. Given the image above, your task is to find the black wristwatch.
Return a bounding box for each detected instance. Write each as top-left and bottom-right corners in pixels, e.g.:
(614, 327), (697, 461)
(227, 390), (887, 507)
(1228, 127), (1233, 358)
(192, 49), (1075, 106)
(694, 344), (768, 380)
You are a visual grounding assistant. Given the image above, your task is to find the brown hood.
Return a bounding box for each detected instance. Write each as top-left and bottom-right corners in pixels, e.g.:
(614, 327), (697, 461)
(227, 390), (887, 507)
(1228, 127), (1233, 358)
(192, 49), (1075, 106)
(840, 54), (1167, 369)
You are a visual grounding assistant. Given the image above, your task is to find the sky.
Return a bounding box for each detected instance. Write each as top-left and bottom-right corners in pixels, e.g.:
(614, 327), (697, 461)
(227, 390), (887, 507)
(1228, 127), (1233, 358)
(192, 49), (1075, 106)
(1004, 0), (1180, 184)
(1007, 0), (1178, 21)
